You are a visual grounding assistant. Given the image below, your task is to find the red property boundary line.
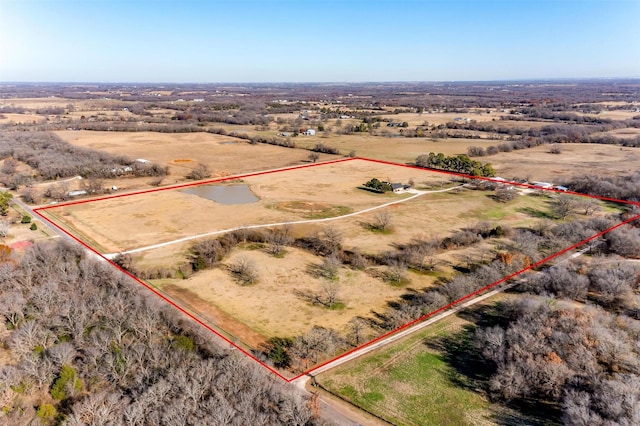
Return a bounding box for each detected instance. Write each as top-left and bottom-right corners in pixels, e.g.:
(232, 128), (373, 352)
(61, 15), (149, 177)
(32, 157), (640, 383)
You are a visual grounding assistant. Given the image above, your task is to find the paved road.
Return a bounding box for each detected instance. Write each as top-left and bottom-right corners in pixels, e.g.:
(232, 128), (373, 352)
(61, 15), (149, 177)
(103, 184), (463, 259)
(13, 197), (66, 240)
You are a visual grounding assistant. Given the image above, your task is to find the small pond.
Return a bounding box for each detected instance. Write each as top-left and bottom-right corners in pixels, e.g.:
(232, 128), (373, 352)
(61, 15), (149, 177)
(181, 184), (259, 205)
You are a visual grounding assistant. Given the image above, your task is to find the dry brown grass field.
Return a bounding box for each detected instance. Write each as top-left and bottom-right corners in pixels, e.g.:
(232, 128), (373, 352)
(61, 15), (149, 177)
(55, 130), (337, 179)
(41, 160), (433, 252)
(600, 127), (640, 139)
(487, 143), (640, 181)
(0, 113), (48, 124)
(39, 158), (622, 350)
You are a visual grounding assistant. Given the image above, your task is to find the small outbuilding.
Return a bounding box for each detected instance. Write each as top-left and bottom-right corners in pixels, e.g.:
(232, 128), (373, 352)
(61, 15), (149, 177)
(390, 183), (411, 193)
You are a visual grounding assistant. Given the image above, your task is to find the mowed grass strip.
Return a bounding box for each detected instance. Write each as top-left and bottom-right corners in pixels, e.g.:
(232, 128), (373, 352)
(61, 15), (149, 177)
(317, 317), (491, 426)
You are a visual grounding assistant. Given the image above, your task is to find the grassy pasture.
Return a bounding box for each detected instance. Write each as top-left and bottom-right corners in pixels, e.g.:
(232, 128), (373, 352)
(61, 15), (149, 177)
(39, 158), (624, 358)
(316, 311), (494, 426)
(55, 130), (337, 179)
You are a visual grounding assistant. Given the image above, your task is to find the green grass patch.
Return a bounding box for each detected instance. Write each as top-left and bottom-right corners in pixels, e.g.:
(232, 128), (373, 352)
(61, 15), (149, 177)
(269, 201), (352, 219)
(326, 302), (346, 311)
(318, 316), (490, 426)
(367, 226), (393, 235)
(601, 200), (628, 214)
(305, 205), (351, 219)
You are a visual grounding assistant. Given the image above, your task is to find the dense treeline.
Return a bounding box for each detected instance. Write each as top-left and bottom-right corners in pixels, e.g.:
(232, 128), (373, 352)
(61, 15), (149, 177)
(442, 118), (640, 155)
(471, 296), (640, 425)
(0, 132), (168, 181)
(565, 173), (640, 202)
(3, 81), (639, 109)
(0, 241), (315, 424)
(521, 258), (640, 314)
(415, 152), (496, 177)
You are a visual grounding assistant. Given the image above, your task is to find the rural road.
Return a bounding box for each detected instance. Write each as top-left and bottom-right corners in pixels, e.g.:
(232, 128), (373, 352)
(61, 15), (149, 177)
(13, 197), (66, 240)
(103, 184), (463, 259)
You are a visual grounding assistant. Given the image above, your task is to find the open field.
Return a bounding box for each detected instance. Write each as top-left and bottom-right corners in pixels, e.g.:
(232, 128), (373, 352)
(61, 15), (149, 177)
(38, 158), (626, 359)
(486, 143), (640, 181)
(41, 159), (430, 253)
(189, 124), (640, 182)
(378, 110), (507, 126)
(600, 127), (640, 139)
(39, 157), (577, 256)
(316, 306), (494, 426)
(55, 130), (337, 179)
(153, 247), (408, 346)
(133, 185), (573, 342)
(0, 113), (48, 124)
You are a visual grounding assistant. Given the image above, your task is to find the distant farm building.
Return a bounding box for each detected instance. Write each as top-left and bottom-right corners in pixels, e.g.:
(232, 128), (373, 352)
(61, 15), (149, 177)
(302, 129), (316, 136)
(531, 181), (554, 189)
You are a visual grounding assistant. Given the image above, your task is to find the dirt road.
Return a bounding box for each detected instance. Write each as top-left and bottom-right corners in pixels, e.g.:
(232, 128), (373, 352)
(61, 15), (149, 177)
(103, 185), (462, 258)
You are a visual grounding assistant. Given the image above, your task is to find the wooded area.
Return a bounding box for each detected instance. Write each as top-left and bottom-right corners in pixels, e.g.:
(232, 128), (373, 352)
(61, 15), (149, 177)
(0, 241), (315, 425)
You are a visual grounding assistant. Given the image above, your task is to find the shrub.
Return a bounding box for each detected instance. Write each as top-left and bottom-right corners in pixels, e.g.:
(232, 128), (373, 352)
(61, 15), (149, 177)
(262, 337), (293, 368)
(172, 335), (195, 351)
(30, 223), (37, 231)
(467, 146), (486, 157)
(20, 215), (31, 223)
(549, 144), (563, 154)
(36, 404), (57, 422)
(50, 365), (82, 400)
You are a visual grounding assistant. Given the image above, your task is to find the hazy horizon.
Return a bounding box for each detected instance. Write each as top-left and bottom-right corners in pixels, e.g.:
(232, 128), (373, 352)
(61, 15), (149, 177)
(1, 77), (639, 86)
(1, 0), (639, 83)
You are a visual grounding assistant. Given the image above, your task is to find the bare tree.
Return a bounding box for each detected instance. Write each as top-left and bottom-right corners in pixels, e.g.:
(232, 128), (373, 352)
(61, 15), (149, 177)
(229, 257), (259, 285)
(577, 198), (601, 216)
(321, 226), (343, 255)
(549, 144), (563, 154)
(551, 194), (579, 219)
(81, 175), (104, 194)
(307, 152), (320, 163)
(266, 225), (293, 256)
(186, 163), (211, 180)
(317, 255), (341, 280)
(384, 261), (408, 285)
(0, 220), (10, 238)
(371, 210), (392, 232)
(494, 187), (517, 202)
(317, 280), (341, 308)
(347, 317), (368, 346)
(19, 187), (40, 204)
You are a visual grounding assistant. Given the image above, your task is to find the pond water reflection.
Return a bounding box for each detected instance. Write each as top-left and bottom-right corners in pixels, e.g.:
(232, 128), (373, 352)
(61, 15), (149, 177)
(181, 184), (259, 205)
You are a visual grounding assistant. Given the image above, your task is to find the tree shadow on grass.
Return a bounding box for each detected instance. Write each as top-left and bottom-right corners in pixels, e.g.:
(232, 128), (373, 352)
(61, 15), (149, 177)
(517, 206), (555, 219)
(425, 304), (563, 425)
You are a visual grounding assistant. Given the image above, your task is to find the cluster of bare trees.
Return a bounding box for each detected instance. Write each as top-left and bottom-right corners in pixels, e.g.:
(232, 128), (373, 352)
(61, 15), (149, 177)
(0, 132), (168, 182)
(472, 296), (640, 425)
(0, 240), (315, 424)
(565, 172), (640, 202)
(520, 258), (639, 312)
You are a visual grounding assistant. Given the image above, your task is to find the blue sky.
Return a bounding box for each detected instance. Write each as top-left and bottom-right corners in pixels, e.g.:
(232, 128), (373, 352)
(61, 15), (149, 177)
(1, 0), (638, 82)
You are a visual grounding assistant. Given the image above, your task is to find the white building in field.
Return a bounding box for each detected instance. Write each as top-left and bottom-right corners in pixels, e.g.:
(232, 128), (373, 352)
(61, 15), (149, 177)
(532, 181), (554, 189)
(303, 129), (316, 136)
